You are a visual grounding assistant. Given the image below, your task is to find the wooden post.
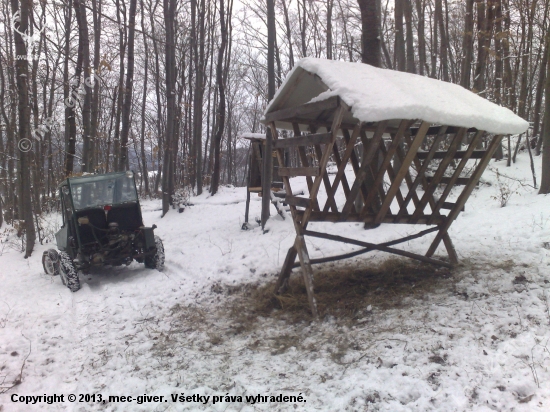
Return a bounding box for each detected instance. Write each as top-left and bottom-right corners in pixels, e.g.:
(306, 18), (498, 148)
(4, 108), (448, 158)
(261, 128), (273, 229)
(295, 235), (319, 319)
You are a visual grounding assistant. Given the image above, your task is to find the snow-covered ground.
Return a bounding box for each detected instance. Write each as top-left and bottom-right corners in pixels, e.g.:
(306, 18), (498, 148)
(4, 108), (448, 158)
(1, 152), (549, 411)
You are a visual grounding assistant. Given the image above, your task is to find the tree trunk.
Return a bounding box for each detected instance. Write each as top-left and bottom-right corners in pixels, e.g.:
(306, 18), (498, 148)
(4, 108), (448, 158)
(299, 0), (307, 57)
(430, 1), (438, 78)
(11, 0), (36, 257)
(90, 0), (102, 172)
(517, 0), (537, 119)
(357, 0), (381, 67)
(435, 0), (449, 81)
(281, 0), (295, 69)
(119, 0), (136, 172)
(416, 0), (427, 75)
(326, 0), (333, 59)
(74, 0), (92, 172)
(461, 0), (474, 88)
(194, 0), (206, 194)
(493, 0), (505, 159)
(64, 2), (75, 176)
(113, 0), (126, 170)
(140, 0), (149, 194)
(533, 1), (549, 155)
(539, 31), (550, 193)
(162, 0), (176, 215)
(210, 0), (228, 195)
(404, 0), (415, 73)
(394, 0), (406, 71)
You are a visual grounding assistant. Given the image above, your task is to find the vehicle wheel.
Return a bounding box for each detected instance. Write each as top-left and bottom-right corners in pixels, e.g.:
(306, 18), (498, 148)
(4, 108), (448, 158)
(144, 235), (165, 270)
(42, 249), (60, 276)
(58, 251), (80, 292)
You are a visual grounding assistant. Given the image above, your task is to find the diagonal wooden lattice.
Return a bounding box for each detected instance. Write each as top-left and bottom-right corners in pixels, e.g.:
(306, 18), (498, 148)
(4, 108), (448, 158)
(263, 97), (503, 318)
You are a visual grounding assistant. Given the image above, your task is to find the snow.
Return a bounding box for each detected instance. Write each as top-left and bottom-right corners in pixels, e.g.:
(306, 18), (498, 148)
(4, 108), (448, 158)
(1, 153), (550, 411)
(266, 58), (529, 135)
(240, 133), (266, 140)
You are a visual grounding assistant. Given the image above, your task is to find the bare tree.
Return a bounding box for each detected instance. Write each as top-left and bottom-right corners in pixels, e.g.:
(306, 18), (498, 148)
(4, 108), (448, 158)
(394, 0), (406, 71)
(162, 0), (176, 215)
(210, 0), (229, 195)
(119, 0), (137, 171)
(10, 0), (36, 257)
(357, 0), (381, 66)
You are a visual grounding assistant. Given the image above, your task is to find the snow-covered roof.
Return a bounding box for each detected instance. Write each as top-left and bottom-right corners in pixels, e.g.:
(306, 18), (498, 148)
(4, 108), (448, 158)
(240, 132), (266, 140)
(264, 58), (528, 135)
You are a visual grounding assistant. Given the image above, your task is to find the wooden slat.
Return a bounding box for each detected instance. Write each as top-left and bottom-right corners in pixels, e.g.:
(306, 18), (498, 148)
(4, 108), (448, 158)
(393, 142), (423, 214)
(359, 120), (412, 219)
(252, 142), (263, 175)
(373, 121), (431, 225)
(296, 211), (445, 225)
(377, 136), (406, 212)
(299, 105), (346, 229)
(274, 132), (332, 148)
(330, 139), (352, 197)
(416, 150), (490, 159)
(399, 129), (459, 264)
(340, 121), (388, 219)
(411, 125), (478, 136)
(296, 226), (440, 267)
(278, 167), (320, 177)
(411, 128), (466, 222)
(341, 128), (369, 204)
(310, 125), (338, 213)
(303, 230), (452, 268)
(441, 202), (464, 211)
(426, 135), (503, 258)
(426, 176), (472, 185)
(292, 123), (316, 208)
(264, 96), (340, 123)
(428, 130), (485, 224)
(285, 196), (312, 208)
(396, 126), (447, 219)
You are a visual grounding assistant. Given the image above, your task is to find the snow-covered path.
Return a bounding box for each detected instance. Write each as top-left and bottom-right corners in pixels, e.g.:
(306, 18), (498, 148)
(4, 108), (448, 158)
(1, 154), (550, 411)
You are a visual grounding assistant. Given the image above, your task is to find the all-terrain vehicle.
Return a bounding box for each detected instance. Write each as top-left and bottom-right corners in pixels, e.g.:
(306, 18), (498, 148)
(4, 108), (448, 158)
(42, 171), (164, 292)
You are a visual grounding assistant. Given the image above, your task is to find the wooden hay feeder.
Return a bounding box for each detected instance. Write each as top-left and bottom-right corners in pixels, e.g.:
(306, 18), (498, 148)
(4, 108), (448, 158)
(241, 133), (285, 225)
(262, 58), (528, 318)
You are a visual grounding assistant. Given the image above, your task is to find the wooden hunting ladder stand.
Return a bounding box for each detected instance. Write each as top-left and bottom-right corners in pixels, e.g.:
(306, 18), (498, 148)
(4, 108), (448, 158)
(264, 96), (504, 318)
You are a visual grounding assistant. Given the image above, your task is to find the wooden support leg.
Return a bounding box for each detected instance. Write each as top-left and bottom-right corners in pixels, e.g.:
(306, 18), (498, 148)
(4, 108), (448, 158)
(442, 233), (458, 265)
(426, 134), (503, 258)
(244, 187), (251, 223)
(274, 246), (298, 294)
(295, 235), (319, 319)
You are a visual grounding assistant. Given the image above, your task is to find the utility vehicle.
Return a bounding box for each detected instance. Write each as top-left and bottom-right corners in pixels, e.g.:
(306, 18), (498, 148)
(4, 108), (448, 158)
(42, 171), (164, 291)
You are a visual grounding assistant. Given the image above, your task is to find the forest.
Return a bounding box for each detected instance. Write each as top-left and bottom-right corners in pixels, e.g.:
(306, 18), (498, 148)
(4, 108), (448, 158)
(0, 0), (549, 257)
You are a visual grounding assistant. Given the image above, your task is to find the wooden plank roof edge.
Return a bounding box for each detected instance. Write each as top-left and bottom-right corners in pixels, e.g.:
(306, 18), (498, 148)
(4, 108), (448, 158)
(262, 112), (502, 138)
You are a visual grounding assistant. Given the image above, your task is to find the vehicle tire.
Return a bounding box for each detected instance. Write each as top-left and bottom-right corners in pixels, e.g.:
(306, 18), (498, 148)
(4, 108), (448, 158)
(144, 235), (165, 270)
(58, 251), (80, 292)
(42, 249), (60, 276)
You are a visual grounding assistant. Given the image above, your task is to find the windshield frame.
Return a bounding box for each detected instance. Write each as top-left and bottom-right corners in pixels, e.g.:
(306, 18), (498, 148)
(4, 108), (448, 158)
(67, 172), (139, 211)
